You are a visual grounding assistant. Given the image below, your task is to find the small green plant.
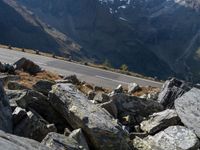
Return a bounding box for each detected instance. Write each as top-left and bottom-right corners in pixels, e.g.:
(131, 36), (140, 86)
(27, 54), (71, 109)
(120, 64), (128, 71)
(103, 59), (112, 68)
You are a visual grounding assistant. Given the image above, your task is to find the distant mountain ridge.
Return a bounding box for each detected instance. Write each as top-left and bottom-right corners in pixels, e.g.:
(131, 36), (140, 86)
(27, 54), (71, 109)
(1, 0), (200, 82)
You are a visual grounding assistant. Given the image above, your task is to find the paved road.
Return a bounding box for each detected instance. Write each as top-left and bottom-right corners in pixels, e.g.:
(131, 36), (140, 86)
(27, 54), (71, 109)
(0, 48), (163, 89)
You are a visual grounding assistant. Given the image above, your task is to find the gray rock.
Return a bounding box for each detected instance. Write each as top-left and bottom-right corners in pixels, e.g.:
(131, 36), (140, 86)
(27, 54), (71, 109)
(12, 107), (27, 126)
(6, 89), (24, 110)
(7, 81), (29, 90)
(175, 88), (200, 138)
(69, 128), (90, 150)
(14, 57), (42, 74)
(145, 126), (199, 150)
(64, 127), (72, 136)
(87, 91), (96, 100)
(63, 74), (80, 85)
(49, 83), (130, 150)
(93, 92), (110, 103)
(111, 94), (163, 124)
(99, 100), (118, 118)
(33, 80), (55, 96)
(0, 82), (12, 133)
(140, 109), (180, 134)
(4, 63), (15, 74)
(14, 110), (57, 142)
(14, 90), (69, 133)
(128, 83), (140, 94)
(158, 78), (192, 108)
(0, 130), (52, 150)
(112, 84), (123, 95)
(42, 132), (83, 150)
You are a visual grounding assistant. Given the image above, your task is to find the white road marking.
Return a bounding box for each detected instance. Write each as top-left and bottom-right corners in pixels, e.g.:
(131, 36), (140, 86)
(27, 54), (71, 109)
(96, 75), (129, 85)
(36, 62), (47, 66)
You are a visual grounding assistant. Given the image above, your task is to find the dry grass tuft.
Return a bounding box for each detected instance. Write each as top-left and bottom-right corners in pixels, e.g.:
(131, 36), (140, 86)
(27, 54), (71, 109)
(15, 70), (61, 88)
(133, 86), (160, 97)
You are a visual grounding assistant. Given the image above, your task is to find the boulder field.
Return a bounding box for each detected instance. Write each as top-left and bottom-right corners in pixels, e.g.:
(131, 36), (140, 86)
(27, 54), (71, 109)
(0, 58), (200, 150)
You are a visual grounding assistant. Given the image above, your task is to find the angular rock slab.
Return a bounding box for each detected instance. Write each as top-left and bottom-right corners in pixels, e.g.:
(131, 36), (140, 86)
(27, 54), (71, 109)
(14, 110), (57, 142)
(49, 83), (130, 150)
(0, 130), (51, 150)
(0, 82), (12, 132)
(148, 126), (199, 150)
(69, 128), (90, 150)
(15, 90), (68, 133)
(33, 80), (55, 96)
(140, 109), (180, 134)
(42, 132), (82, 150)
(158, 78), (192, 108)
(175, 88), (200, 138)
(111, 93), (163, 119)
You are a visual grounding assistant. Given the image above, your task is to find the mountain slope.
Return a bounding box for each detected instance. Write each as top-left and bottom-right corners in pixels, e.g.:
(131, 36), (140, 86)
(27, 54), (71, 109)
(16, 0), (174, 79)
(0, 0), (80, 56)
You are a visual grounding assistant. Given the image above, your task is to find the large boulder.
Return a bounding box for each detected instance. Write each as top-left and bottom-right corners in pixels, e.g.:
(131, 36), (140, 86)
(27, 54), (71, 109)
(42, 132), (83, 150)
(49, 83), (130, 150)
(111, 93), (163, 123)
(0, 82), (12, 133)
(14, 110), (57, 142)
(140, 109), (180, 134)
(14, 57), (41, 74)
(133, 126), (200, 150)
(14, 90), (69, 133)
(33, 80), (55, 96)
(0, 130), (51, 150)
(157, 78), (192, 108)
(175, 88), (200, 138)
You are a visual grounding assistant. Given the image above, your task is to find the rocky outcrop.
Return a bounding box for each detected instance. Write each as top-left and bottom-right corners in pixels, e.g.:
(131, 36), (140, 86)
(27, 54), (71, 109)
(175, 87), (200, 138)
(157, 78), (192, 108)
(0, 130), (51, 150)
(0, 82), (12, 133)
(14, 57), (42, 74)
(49, 83), (130, 150)
(134, 126), (200, 150)
(140, 109), (180, 134)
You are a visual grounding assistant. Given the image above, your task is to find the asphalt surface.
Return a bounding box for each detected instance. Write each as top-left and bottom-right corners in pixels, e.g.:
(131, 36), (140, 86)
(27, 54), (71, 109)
(0, 48), (163, 89)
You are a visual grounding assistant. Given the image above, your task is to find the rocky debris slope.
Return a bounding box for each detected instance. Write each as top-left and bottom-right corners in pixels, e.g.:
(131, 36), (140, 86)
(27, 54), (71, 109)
(0, 58), (200, 150)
